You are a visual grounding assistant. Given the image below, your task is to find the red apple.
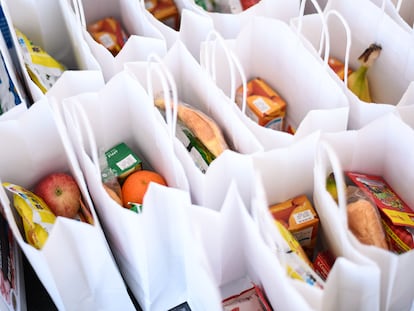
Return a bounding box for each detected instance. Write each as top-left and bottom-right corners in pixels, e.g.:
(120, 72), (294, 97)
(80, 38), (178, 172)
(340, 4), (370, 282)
(34, 172), (81, 218)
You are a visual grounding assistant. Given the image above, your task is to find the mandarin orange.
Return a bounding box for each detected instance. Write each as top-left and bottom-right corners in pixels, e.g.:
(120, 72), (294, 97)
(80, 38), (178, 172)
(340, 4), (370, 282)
(121, 170), (167, 208)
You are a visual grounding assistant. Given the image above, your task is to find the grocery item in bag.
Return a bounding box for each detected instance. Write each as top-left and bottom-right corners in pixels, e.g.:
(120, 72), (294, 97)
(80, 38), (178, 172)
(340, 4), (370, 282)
(0, 210), (21, 310)
(197, 0), (260, 13)
(269, 194), (319, 259)
(328, 57), (352, 82)
(345, 172), (414, 253)
(240, 0), (260, 10)
(273, 220), (325, 288)
(104, 142), (142, 183)
(235, 77), (287, 131)
(87, 17), (129, 56)
(222, 284), (272, 311)
(144, 0), (180, 30)
(347, 43), (382, 103)
(313, 249), (336, 281)
(15, 29), (66, 94)
(346, 185), (389, 250)
(0, 52), (23, 115)
(168, 302), (192, 310)
(121, 169), (167, 210)
(2, 183), (56, 249)
(155, 97), (229, 173)
(100, 142), (143, 207)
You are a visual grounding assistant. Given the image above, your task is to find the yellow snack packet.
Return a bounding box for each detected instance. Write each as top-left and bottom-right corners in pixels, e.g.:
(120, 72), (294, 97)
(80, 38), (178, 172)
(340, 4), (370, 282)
(15, 28), (66, 94)
(274, 219), (312, 268)
(3, 183), (56, 249)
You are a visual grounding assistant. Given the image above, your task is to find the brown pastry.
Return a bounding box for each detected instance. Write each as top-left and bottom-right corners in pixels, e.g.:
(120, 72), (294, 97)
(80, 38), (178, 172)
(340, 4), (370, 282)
(347, 199), (389, 250)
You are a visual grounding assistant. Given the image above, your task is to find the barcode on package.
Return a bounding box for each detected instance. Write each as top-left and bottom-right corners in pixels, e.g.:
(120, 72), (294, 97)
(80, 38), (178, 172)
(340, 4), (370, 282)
(293, 210), (314, 224)
(116, 154), (137, 171)
(253, 97), (270, 113)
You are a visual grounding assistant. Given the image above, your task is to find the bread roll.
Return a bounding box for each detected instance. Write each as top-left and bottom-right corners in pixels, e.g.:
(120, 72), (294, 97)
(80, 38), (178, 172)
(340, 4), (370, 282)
(347, 199), (389, 250)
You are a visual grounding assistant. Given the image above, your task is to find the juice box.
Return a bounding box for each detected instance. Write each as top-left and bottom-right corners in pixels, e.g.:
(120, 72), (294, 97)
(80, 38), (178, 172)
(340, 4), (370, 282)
(269, 195), (319, 259)
(144, 0), (180, 30)
(236, 77), (286, 131)
(105, 142), (142, 183)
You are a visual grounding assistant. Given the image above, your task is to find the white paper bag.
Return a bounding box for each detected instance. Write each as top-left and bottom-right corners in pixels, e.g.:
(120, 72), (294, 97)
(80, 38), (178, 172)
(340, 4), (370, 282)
(129, 182), (223, 310)
(390, 0), (414, 28)
(313, 140), (382, 311)
(200, 16), (349, 150)
(73, 0), (168, 81)
(0, 0), (103, 104)
(315, 113), (414, 311)
(368, 0), (413, 32)
(59, 70), (191, 308)
(292, 0), (414, 129)
(241, 129), (381, 310)
(0, 99), (136, 310)
(188, 181), (315, 310)
(124, 41), (264, 205)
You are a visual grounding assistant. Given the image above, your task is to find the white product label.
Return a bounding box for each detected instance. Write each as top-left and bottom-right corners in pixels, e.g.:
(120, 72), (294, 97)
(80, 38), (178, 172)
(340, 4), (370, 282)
(98, 33), (115, 49)
(116, 154), (138, 171)
(293, 226), (313, 247)
(293, 209), (314, 224)
(144, 0), (155, 10)
(228, 0), (243, 13)
(252, 97), (270, 113)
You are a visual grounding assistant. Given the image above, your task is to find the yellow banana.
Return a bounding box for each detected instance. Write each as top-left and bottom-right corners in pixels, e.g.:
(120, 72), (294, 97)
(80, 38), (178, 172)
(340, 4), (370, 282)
(347, 43), (382, 103)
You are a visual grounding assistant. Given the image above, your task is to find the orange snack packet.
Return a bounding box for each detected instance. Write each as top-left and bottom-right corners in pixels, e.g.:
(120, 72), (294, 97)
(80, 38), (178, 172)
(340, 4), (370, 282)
(87, 17), (128, 56)
(145, 0), (180, 30)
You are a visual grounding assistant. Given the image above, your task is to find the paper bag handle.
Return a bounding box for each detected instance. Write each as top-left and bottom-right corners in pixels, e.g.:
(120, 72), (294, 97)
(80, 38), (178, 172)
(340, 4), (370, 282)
(395, 0), (403, 12)
(72, 0), (87, 29)
(297, 0), (352, 85)
(380, 0), (402, 12)
(200, 30), (248, 114)
(323, 10), (352, 87)
(146, 53), (178, 141)
(250, 171), (291, 263)
(61, 98), (101, 174)
(296, 0), (329, 64)
(315, 141), (348, 225)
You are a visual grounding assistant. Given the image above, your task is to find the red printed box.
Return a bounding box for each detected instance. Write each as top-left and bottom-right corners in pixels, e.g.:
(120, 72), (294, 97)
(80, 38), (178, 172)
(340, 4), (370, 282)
(346, 172), (414, 253)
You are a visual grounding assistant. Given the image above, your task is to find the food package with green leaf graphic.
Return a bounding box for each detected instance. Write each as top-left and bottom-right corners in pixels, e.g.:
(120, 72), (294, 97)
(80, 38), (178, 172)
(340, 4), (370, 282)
(155, 97), (229, 173)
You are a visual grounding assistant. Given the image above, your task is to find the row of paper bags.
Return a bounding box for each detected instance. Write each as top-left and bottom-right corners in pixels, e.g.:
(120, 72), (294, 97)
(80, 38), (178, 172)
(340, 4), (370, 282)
(0, 0), (413, 310)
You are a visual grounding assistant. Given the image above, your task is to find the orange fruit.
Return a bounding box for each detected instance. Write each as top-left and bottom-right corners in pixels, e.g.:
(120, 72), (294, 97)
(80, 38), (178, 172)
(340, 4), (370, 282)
(121, 170), (167, 208)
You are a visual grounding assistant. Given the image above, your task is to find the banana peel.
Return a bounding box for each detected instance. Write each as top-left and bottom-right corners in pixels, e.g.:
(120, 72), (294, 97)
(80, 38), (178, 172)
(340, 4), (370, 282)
(347, 43), (382, 103)
(326, 173), (339, 203)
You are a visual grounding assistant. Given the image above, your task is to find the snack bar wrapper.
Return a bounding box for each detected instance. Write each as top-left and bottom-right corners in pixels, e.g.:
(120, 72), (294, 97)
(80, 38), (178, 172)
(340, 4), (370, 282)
(15, 29), (66, 94)
(2, 183), (55, 249)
